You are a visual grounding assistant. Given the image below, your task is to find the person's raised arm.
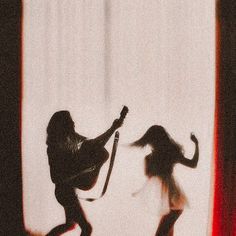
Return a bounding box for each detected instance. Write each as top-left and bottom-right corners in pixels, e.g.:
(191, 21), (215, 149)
(89, 106), (128, 147)
(178, 133), (199, 168)
(92, 119), (123, 147)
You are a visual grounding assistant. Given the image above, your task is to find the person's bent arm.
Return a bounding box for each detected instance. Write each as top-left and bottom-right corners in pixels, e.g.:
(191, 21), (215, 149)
(90, 106), (128, 147)
(178, 133), (199, 168)
(90, 119), (122, 147)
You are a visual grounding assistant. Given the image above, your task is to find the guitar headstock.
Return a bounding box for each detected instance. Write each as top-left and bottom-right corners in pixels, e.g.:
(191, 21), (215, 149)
(120, 106), (129, 120)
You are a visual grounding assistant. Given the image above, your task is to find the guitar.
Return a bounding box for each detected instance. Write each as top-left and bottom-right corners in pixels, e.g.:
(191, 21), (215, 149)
(68, 106), (128, 192)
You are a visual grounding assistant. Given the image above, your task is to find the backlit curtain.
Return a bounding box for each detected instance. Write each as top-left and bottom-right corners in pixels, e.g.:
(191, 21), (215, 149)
(22, 1), (215, 235)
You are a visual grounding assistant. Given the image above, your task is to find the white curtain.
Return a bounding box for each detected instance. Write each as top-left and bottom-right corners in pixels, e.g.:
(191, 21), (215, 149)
(23, 1), (215, 235)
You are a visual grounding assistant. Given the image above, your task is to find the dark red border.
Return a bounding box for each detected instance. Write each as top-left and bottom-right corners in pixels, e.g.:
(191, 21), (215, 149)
(212, 1), (236, 235)
(1, 1), (235, 235)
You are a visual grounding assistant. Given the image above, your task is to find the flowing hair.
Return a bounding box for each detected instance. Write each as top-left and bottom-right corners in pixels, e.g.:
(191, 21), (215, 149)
(46, 110), (75, 146)
(132, 125), (184, 155)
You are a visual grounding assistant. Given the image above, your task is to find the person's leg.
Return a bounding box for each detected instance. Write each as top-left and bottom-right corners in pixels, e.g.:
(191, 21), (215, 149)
(46, 188), (77, 236)
(47, 201), (91, 236)
(46, 210), (75, 236)
(65, 201), (92, 236)
(155, 210), (183, 236)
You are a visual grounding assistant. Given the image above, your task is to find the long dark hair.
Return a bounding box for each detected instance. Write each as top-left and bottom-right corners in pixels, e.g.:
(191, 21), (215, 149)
(132, 125), (184, 177)
(46, 110), (75, 146)
(132, 125), (183, 154)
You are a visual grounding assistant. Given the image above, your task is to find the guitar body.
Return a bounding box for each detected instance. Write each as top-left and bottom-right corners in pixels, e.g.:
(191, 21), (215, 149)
(69, 106), (128, 192)
(68, 143), (109, 190)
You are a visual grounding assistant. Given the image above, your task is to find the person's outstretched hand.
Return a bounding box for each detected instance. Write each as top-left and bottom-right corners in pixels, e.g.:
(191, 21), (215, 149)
(112, 119), (123, 130)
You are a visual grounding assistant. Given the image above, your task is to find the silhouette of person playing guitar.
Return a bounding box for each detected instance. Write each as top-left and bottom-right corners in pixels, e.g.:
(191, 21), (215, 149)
(46, 107), (128, 236)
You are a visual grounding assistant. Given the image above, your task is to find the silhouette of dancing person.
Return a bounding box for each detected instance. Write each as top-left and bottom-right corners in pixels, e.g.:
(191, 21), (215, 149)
(46, 110), (123, 236)
(131, 125), (199, 236)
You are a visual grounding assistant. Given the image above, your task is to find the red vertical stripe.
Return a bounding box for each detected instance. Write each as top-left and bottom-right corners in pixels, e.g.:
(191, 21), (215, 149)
(212, 5), (222, 236)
